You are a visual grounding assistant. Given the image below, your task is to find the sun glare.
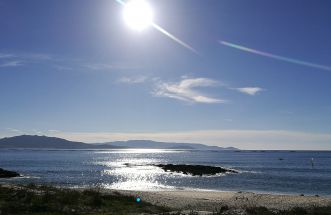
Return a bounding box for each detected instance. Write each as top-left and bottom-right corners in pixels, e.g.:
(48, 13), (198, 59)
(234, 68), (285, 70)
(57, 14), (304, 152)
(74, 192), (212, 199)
(123, 0), (154, 31)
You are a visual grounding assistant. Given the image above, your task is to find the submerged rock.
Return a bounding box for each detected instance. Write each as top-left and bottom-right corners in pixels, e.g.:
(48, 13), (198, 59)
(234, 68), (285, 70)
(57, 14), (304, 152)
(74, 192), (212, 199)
(0, 168), (20, 178)
(155, 164), (238, 176)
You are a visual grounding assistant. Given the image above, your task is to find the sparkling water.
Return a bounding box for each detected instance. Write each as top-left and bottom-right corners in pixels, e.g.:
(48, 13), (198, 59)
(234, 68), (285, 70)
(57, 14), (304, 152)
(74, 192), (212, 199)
(1, 149), (331, 196)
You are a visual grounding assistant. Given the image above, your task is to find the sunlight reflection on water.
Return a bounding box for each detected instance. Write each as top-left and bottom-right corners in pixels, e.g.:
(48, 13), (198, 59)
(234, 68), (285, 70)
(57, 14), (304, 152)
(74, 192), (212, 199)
(2, 150), (330, 195)
(94, 149), (184, 154)
(102, 159), (166, 190)
(94, 157), (191, 190)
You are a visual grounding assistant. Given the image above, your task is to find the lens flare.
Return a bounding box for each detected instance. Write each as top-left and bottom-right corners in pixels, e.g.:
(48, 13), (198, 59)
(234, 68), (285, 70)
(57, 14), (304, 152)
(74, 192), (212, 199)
(219, 40), (331, 71)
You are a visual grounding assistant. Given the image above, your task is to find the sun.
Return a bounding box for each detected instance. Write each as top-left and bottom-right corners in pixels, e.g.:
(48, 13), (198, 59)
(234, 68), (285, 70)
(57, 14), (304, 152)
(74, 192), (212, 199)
(123, 0), (154, 31)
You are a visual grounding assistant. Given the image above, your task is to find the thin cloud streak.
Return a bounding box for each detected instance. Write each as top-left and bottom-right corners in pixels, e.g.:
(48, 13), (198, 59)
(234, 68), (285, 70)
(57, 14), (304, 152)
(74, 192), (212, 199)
(0, 53), (15, 59)
(6, 128), (22, 133)
(233, 87), (263, 96)
(0, 51), (136, 72)
(153, 78), (225, 104)
(0, 61), (23, 67)
(0, 52), (53, 68)
(84, 63), (137, 71)
(118, 76), (147, 84)
(21, 53), (53, 61)
(116, 75), (263, 102)
(219, 40), (331, 71)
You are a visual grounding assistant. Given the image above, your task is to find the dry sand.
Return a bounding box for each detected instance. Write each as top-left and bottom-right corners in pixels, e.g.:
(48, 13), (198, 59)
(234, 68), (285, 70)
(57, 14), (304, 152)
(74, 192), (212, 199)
(116, 189), (331, 212)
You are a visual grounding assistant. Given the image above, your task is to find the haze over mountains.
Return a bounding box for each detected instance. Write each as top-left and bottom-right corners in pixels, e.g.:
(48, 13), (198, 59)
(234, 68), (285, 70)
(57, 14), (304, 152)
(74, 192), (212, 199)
(105, 140), (237, 150)
(0, 135), (238, 150)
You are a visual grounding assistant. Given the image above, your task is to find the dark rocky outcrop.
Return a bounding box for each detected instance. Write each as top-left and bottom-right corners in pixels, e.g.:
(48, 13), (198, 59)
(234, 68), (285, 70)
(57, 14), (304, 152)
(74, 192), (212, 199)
(155, 164), (238, 176)
(0, 168), (20, 178)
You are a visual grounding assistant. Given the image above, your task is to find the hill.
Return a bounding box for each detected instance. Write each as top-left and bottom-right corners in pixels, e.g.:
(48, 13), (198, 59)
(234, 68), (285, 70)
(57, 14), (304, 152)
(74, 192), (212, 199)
(0, 135), (118, 149)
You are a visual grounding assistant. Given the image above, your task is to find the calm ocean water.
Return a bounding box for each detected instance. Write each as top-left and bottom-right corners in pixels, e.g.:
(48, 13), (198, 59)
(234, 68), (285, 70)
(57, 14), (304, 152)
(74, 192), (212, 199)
(1, 149), (331, 196)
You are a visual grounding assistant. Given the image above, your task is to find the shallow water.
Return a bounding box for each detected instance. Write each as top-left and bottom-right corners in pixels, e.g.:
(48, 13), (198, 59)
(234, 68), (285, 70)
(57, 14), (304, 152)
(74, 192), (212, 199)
(1, 149), (331, 196)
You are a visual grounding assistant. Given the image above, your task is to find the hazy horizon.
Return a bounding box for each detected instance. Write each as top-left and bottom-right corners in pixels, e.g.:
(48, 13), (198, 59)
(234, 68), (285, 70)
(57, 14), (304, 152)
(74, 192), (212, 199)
(1, 131), (331, 150)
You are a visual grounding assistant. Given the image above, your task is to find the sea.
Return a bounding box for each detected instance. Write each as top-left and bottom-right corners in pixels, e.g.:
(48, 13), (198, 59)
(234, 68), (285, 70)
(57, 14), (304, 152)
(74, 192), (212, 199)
(1, 149), (331, 196)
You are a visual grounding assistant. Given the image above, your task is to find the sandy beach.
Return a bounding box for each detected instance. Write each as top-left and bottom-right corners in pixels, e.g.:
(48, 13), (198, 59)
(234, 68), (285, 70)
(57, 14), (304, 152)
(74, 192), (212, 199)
(1, 183), (331, 214)
(117, 189), (331, 213)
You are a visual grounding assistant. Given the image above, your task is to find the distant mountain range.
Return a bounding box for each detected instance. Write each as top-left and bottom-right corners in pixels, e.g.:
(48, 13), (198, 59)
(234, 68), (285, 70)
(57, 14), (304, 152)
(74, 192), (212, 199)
(0, 135), (120, 149)
(102, 140), (238, 150)
(0, 135), (238, 151)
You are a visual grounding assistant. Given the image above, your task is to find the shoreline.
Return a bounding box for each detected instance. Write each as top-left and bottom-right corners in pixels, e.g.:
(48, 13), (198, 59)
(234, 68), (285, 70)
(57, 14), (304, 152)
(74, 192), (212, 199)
(4, 179), (331, 198)
(1, 183), (331, 214)
(0, 179), (331, 199)
(4, 180), (331, 199)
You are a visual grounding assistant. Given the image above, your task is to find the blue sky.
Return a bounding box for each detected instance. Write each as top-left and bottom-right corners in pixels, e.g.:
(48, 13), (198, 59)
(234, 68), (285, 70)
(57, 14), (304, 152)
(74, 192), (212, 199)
(0, 0), (331, 149)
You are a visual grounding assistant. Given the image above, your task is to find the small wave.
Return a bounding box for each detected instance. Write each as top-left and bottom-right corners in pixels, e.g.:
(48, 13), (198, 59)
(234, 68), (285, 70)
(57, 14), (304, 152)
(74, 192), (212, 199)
(94, 149), (184, 154)
(163, 171), (230, 178)
(102, 181), (177, 191)
(19, 175), (41, 179)
(0, 175), (40, 180)
(236, 170), (262, 174)
(177, 187), (233, 192)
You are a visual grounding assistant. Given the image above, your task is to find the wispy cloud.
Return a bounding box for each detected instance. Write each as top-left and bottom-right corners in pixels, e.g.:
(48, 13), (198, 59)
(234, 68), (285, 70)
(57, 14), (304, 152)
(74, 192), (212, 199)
(118, 76), (147, 84)
(84, 63), (137, 71)
(0, 52), (52, 69)
(0, 51), (137, 72)
(233, 87), (264, 96)
(0, 53), (15, 59)
(22, 53), (53, 61)
(47, 129), (60, 133)
(53, 65), (74, 71)
(6, 128), (22, 133)
(85, 63), (117, 70)
(8, 53), (53, 61)
(153, 78), (225, 104)
(0, 61), (23, 67)
(116, 75), (264, 102)
(32, 129), (43, 135)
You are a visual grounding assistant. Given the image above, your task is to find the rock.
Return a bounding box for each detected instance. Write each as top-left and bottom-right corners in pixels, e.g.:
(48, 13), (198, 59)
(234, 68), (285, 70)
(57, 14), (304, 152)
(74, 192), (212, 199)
(154, 164), (238, 176)
(0, 168), (20, 178)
